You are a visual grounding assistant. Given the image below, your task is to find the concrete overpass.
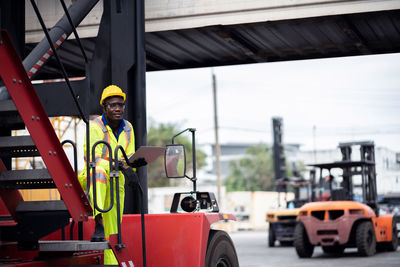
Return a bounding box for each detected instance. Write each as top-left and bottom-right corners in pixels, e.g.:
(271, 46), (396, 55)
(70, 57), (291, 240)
(23, 0), (400, 78)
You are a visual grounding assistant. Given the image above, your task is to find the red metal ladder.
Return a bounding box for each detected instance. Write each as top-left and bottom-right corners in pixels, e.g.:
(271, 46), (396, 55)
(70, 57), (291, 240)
(0, 30), (91, 248)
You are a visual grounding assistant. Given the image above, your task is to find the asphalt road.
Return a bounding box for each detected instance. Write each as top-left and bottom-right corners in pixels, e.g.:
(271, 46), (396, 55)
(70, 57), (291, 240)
(229, 230), (400, 267)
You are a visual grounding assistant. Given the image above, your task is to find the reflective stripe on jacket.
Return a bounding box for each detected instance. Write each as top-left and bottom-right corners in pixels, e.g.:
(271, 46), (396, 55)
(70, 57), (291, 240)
(86, 116), (134, 164)
(79, 115), (135, 190)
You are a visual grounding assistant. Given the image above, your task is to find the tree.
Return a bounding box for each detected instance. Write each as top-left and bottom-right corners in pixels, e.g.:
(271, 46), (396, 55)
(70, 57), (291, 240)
(225, 144), (275, 192)
(147, 122), (206, 187)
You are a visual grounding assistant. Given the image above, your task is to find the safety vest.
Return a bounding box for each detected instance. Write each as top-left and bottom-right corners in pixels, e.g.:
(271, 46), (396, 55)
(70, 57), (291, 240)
(83, 115), (136, 172)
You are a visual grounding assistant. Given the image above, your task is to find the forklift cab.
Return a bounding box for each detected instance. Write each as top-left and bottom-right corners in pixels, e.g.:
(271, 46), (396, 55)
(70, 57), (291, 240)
(309, 141), (379, 215)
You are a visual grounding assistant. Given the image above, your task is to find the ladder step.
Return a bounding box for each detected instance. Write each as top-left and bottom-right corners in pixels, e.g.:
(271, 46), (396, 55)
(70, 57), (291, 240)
(16, 200), (67, 213)
(39, 240), (110, 252)
(0, 169), (54, 189)
(0, 135), (39, 158)
(0, 99), (24, 130)
(15, 200), (70, 250)
(0, 99), (18, 113)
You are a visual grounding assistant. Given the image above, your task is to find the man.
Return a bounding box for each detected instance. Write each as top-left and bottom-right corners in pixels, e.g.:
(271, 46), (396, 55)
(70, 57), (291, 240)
(78, 85), (146, 265)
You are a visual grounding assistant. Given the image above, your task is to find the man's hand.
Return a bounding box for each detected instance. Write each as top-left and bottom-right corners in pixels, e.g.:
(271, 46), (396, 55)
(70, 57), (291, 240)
(130, 157), (147, 168)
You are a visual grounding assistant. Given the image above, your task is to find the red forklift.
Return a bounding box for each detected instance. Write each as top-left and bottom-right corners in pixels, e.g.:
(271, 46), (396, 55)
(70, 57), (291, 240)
(0, 1), (238, 266)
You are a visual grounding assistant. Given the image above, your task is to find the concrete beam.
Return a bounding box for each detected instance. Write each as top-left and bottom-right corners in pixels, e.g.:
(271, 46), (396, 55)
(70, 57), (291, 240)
(146, 0), (400, 31)
(25, 0), (103, 43)
(25, 0), (400, 43)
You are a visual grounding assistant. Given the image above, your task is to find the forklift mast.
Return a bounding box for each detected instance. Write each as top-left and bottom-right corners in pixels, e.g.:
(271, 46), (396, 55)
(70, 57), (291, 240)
(272, 117), (286, 192)
(338, 141), (378, 203)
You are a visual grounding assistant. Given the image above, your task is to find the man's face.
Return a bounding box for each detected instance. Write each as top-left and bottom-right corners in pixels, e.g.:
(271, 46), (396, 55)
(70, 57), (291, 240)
(103, 96), (125, 122)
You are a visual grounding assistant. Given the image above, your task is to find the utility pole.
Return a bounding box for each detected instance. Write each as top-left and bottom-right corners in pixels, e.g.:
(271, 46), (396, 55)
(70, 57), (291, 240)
(212, 68), (222, 205)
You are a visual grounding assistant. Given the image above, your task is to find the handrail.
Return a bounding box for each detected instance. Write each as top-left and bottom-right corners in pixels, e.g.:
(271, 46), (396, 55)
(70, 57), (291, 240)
(91, 140), (114, 213)
(114, 145), (131, 168)
(62, 139), (84, 240)
(61, 140), (78, 175)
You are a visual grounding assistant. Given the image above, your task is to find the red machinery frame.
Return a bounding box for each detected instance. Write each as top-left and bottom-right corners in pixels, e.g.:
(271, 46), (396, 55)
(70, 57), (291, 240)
(0, 213), (235, 267)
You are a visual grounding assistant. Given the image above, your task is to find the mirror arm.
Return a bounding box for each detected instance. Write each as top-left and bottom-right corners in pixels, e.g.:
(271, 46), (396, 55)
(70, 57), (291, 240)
(186, 175), (197, 182)
(172, 128), (196, 144)
(171, 128), (197, 192)
(172, 128), (191, 144)
(190, 128), (197, 192)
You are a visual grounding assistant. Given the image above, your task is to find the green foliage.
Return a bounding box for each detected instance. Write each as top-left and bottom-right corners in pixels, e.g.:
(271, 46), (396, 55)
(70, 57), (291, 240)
(225, 144), (275, 192)
(225, 161), (248, 191)
(147, 122), (206, 187)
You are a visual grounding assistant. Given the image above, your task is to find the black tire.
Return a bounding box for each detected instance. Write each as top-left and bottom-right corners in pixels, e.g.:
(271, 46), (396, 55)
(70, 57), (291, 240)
(356, 221), (376, 256)
(385, 222), (398, 252)
(293, 222), (314, 258)
(322, 245), (345, 255)
(205, 230), (239, 267)
(268, 225), (275, 247)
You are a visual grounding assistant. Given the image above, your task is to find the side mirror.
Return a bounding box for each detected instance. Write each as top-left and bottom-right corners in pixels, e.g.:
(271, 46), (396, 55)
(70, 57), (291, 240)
(165, 144), (186, 178)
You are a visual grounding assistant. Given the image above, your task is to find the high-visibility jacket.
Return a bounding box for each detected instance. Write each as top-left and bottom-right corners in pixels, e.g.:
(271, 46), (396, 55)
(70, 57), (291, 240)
(78, 114), (135, 265)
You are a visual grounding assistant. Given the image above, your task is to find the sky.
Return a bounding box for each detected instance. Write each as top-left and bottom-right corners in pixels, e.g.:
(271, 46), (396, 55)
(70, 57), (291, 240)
(146, 53), (400, 152)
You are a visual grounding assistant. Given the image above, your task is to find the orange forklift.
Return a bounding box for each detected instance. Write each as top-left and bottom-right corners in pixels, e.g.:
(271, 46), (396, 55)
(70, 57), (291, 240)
(294, 141), (398, 257)
(266, 176), (311, 247)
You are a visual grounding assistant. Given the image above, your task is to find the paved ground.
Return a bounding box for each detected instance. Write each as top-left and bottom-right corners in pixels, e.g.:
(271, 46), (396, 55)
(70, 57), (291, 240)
(229, 230), (400, 267)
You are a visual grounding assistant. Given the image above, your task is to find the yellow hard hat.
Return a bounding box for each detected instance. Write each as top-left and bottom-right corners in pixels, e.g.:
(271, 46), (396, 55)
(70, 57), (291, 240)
(100, 85), (126, 105)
